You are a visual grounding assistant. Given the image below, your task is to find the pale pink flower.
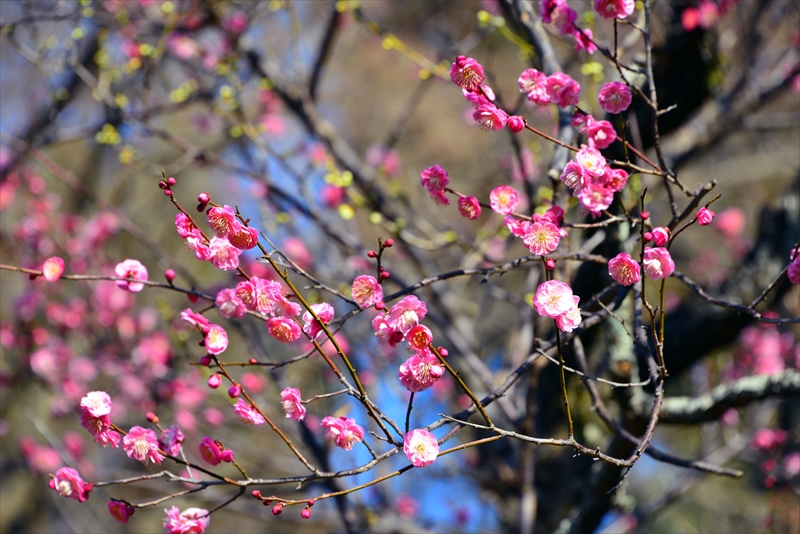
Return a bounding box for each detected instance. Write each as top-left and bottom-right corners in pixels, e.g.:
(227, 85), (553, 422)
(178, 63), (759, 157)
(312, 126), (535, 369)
(159, 425), (184, 456)
(352, 275), (383, 308)
(228, 225), (259, 250)
(556, 304), (582, 332)
(233, 398), (265, 426)
(598, 81), (632, 113)
(163, 506), (210, 534)
(458, 196), (482, 220)
(533, 280), (577, 318)
(550, 0), (577, 34)
(280, 387), (306, 421)
(546, 72), (581, 108)
(582, 117), (617, 149)
(42, 257), (65, 282)
(198, 436), (222, 465)
(518, 68), (550, 105)
(206, 205), (237, 237)
(399, 351), (445, 392)
(180, 308), (211, 329)
(115, 259), (148, 292)
(577, 182), (614, 213)
(608, 252), (641, 286)
(321, 416), (365, 451)
(123, 426), (163, 465)
(81, 391), (113, 417)
(784, 452), (800, 478)
(175, 213), (194, 238)
(489, 185), (520, 215)
(450, 56), (485, 92)
(524, 221), (561, 255)
(651, 227), (670, 246)
(419, 165), (449, 193)
(267, 317), (302, 342)
(49, 467), (92, 502)
(594, 0), (635, 20)
(81, 411), (121, 448)
(216, 289), (246, 319)
(697, 207), (715, 226)
(560, 160), (586, 191)
(604, 167), (629, 192)
(108, 500), (135, 524)
(575, 146), (607, 177)
(208, 236), (242, 271)
(473, 104), (509, 131)
(302, 302), (334, 340)
(716, 207), (746, 238)
(643, 247), (675, 280)
(406, 324), (433, 352)
(404, 429), (439, 468)
(574, 28), (597, 54)
(389, 295), (428, 335)
(788, 256), (800, 285)
(504, 216), (531, 237)
(204, 324), (229, 355)
(185, 229), (211, 261)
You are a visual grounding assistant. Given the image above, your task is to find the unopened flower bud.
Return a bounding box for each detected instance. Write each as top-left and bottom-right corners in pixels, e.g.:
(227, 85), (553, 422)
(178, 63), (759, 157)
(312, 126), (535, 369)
(29, 273), (38, 281)
(641, 211), (649, 220)
(643, 231), (653, 242)
(367, 250), (378, 258)
(251, 490), (261, 499)
(164, 269), (176, 283)
(383, 239), (394, 248)
(228, 385), (242, 398)
(301, 508), (312, 519)
(158, 182), (167, 189)
(262, 500), (271, 506)
(220, 449), (235, 463)
(188, 294), (198, 303)
(167, 177), (177, 186)
(196, 203), (206, 212)
(207, 374), (222, 389)
(380, 271), (390, 280)
(198, 193), (211, 203)
(438, 347), (449, 357)
(307, 499), (315, 507)
(164, 189), (172, 196)
(249, 358), (257, 364)
(198, 340), (206, 347)
(508, 115), (525, 133)
(545, 258), (556, 271)
(272, 503), (283, 516)
(146, 412), (159, 424)
(374, 301), (385, 311)
(199, 355), (212, 367)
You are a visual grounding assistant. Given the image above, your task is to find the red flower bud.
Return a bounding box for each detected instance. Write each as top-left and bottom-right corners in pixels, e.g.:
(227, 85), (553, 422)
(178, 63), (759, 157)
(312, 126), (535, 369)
(228, 385), (242, 398)
(249, 358), (258, 364)
(158, 182), (167, 189)
(167, 177), (177, 186)
(164, 189), (172, 196)
(272, 503), (283, 516)
(199, 355), (212, 366)
(188, 294), (198, 303)
(374, 301), (385, 310)
(198, 193), (211, 203)
(367, 250), (378, 258)
(383, 239), (394, 248)
(301, 508), (312, 519)
(380, 271), (390, 280)
(251, 490), (262, 498)
(545, 258), (556, 271)
(164, 269), (176, 283)
(640, 211), (649, 220)
(643, 231), (653, 242)
(438, 347), (449, 357)
(207, 374), (222, 389)
(146, 412), (159, 423)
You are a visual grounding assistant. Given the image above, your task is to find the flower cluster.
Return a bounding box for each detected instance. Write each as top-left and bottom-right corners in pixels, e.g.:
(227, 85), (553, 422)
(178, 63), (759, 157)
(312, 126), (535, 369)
(163, 506), (210, 534)
(180, 308), (231, 354)
(533, 280), (582, 333)
(518, 68), (581, 108)
(175, 203), (258, 271)
(559, 146), (628, 214)
(80, 391), (121, 448)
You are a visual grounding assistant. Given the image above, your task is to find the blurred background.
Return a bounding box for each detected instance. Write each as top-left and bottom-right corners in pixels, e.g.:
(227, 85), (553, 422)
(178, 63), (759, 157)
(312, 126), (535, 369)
(0, 0), (798, 532)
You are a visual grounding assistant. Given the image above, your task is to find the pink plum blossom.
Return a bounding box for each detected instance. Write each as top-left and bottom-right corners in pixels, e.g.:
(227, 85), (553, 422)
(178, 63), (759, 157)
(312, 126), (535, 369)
(204, 324), (229, 355)
(321, 416), (365, 451)
(267, 317), (302, 343)
(49, 467), (92, 502)
(406, 324), (433, 352)
(505, 216), (531, 237)
(556, 305), (582, 332)
(550, 0), (577, 34)
(608, 252), (641, 286)
(574, 28), (598, 54)
(560, 160), (586, 191)
(206, 205), (237, 237)
(598, 81), (632, 113)
(233, 398), (265, 426)
(533, 280), (577, 318)
(582, 117), (617, 149)
(302, 302), (334, 340)
(42, 257), (65, 282)
(429, 190), (450, 206)
(697, 207), (715, 226)
(180, 308), (211, 329)
(81, 391), (113, 417)
(643, 247), (676, 280)
(404, 429), (439, 468)
(789, 255), (800, 285)
(518, 68), (550, 105)
(419, 165), (449, 193)
(81, 411), (120, 448)
(450, 56), (485, 92)
(524, 221), (561, 255)
(473, 104), (509, 130)
(577, 182), (614, 213)
(352, 275), (383, 308)
(228, 225), (259, 250)
(280, 387), (306, 421)
(575, 146), (607, 177)
(163, 506), (210, 534)
(185, 229), (211, 261)
(208, 236), (242, 271)
(372, 315), (401, 347)
(115, 259), (148, 292)
(216, 289), (246, 319)
(458, 196), (482, 220)
(175, 213), (194, 238)
(159, 425), (184, 456)
(399, 351), (445, 392)
(546, 72), (581, 107)
(489, 185), (520, 215)
(199, 436), (222, 465)
(123, 426), (164, 465)
(594, 0), (635, 20)
(508, 115), (526, 133)
(651, 227), (670, 246)
(108, 500), (135, 524)
(389, 295), (428, 335)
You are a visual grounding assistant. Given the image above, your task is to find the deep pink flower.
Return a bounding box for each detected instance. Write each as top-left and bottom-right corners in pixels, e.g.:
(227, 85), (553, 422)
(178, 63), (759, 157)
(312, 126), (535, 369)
(208, 236), (242, 271)
(175, 213), (194, 238)
(115, 259), (148, 292)
(180, 308), (211, 329)
(560, 160), (586, 191)
(598, 81), (632, 113)
(49, 467), (92, 502)
(42, 257), (65, 282)
(518, 68), (550, 105)
(399, 351), (445, 392)
(643, 247), (676, 280)
(546, 73), (581, 108)
(108, 500), (135, 524)
(751, 428), (787, 452)
(199, 436), (222, 465)
(574, 28), (598, 54)
(450, 56), (485, 92)
(352, 275), (383, 308)
(524, 221), (561, 255)
(389, 295), (428, 335)
(577, 182), (614, 213)
(204, 324), (229, 355)
(185, 229), (211, 261)
(80, 391), (113, 417)
(321, 416), (364, 451)
(575, 146), (607, 177)
(280, 387), (306, 421)
(302, 302), (334, 340)
(159, 425), (184, 456)
(651, 227), (670, 246)
(489, 185), (520, 215)
(463, 88), (493, 108)
(222, 9), (248, 33)
(473, 104), (509, 131)
(123, 426), (163, 465)
(789, 256), (800, 285)
(697, 207), (715, 226)
(582, 117), (617, 149)
(594, 0), (635, 20)
(163, 506), (210, 534)
(550, 0), (577, 34)
(507, 115), (526, 133)
(533, 280), (577, 318)
(406, 324), (433, 352)
(267, 316), (302, 342)
(419, 165), (449, 193)
(206, 205), (237, 238)
(608, 252), (641, 286)
(228, 225), (259, 250)
(715, 207), (746, 239)
(556, 305), (582, 333)
(320, 185), (345, 207)
(372, 315), (400, 347)
(458, 196), (482, 220)
(504, 216), (531, 237)
(604, 167), (629, 192)
(233, 398), (265, 426)
(81, 411), (121, 448)
(404, 429), (439, 468)
(216, 288), (246, 319)
(429, 190), (450, 206)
